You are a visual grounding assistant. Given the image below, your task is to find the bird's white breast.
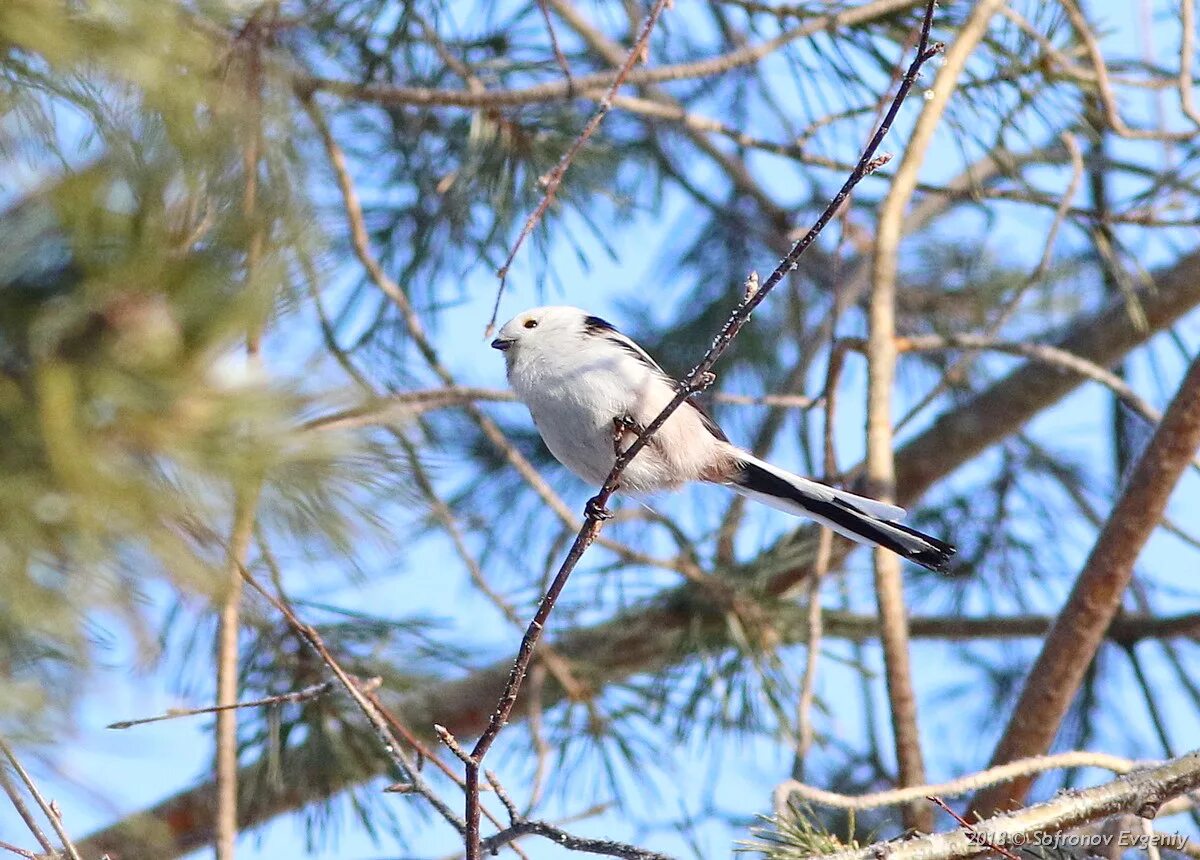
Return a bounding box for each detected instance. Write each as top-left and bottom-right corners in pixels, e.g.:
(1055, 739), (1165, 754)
(507, 338), (730, 493)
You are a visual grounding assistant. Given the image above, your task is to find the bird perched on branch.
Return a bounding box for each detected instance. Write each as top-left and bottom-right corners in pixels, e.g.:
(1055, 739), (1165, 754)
(492, 306), (955, 572)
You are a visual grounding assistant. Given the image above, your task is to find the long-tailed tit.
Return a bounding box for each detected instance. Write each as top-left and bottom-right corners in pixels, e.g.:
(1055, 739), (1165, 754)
(492, 306), (955, 572)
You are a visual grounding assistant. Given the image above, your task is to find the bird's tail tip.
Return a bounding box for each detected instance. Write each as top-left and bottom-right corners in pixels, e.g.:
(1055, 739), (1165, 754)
(887, 520), (956, 573)
(728, 457), (957, 574)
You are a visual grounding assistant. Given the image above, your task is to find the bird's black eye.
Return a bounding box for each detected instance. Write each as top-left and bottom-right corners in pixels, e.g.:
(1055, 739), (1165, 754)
(523, 319), (539, 329)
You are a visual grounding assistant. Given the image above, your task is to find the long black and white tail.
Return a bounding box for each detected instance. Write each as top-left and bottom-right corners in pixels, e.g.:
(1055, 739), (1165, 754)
(728, 455), (955, 573)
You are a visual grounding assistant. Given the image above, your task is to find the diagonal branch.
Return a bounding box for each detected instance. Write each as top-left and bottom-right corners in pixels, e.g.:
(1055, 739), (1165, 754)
(970, 350), (1200, 817)
(460, 5), (942, 856)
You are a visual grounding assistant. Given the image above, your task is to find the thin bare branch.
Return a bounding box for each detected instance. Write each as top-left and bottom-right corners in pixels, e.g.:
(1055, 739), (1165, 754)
(926, 796), (1022, 860)
(867, 0), (994, 829)
(0, 765), (53, 857)
(106, 682), (338, 730)
(480, 818), (675, 860)
(0, 739), (83, 860)
(0, 839), (34, 860)
(535, 0), (573, 86)
(488, 0), (672, 332)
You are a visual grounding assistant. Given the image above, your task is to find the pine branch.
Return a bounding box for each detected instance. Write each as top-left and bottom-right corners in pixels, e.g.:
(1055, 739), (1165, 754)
(807, 750), (1200, 860)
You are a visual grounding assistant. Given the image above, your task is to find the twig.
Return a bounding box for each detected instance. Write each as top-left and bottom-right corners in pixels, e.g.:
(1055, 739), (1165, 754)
(0, 765), (53, 857)
(461, 5), (943, 856)
(365, 696), (516, 844)
(535, 0), (573, 85)
(236, 566), (466, 833)
(486, 771), (522, 825)
(0, 739), (83, 860)
(106, 682), (338, 729)
(524, 662), (551, 813)
(487, 0), (671, 332)
(480, 818), (675, 860)
(927, 796), (1022, 860)
(971, 351), (1200, 817)
(1060, 0), (1194, 141)
(0, 839), (34, 859)
(434, 724), (474, 766)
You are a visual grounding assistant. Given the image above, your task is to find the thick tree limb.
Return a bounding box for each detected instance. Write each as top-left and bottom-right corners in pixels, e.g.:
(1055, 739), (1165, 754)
(969, 350), (1200, 817)
(77, 250), (1200, 858)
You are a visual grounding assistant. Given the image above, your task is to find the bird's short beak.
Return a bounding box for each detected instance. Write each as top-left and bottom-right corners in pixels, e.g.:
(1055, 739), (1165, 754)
(491, 338), (514, 351)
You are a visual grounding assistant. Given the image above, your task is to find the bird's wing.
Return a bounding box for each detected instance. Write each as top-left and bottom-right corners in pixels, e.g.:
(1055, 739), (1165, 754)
(583, 314), (729, 442)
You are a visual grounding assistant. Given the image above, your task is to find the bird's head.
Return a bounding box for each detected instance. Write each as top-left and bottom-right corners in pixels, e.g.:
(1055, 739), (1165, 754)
(491, 306), (591, 362)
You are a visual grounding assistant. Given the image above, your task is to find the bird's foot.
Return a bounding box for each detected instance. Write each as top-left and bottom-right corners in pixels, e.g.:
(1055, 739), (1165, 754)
(585, 495), (614, 521)
(611, 414), (643, 455)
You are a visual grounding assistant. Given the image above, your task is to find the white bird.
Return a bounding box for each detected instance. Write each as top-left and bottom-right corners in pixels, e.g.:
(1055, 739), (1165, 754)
(491, 306), (955, 572)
